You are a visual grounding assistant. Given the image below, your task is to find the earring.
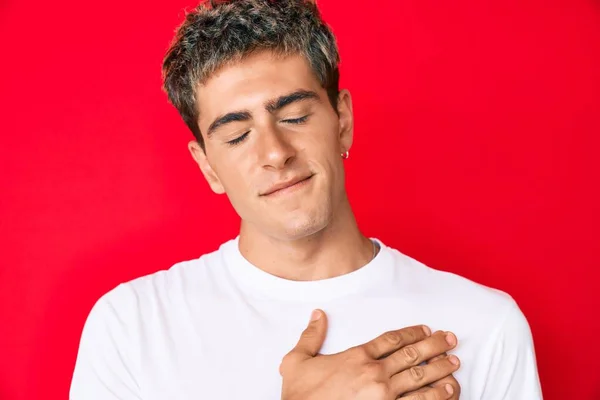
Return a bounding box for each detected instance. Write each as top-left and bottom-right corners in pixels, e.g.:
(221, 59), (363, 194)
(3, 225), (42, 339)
(341, 151), (349, 159)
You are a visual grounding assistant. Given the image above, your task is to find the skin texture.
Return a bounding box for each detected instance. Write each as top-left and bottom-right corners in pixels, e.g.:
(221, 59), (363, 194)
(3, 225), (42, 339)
(188, 50), (373, 281)
(281, 310), (461, 400)
(187, 50), (461, 398)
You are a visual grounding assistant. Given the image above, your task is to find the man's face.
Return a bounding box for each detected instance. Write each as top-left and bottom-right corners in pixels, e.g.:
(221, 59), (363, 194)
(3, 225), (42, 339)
(189, 51), (354, 241)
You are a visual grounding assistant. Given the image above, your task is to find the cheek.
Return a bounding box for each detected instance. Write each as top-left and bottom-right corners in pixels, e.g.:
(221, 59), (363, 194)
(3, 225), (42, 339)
(304, 119), (340, 156)
(218, 168), (246, 193)
(213, 155), (255, 196)
(311, 128), (341, 166)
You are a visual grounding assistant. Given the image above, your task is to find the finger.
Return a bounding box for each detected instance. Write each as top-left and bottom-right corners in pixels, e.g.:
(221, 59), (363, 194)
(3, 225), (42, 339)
(390, 354), (460, 395)
(289, 309), (328, 360)
(402, 371), (459, 397)
(400, 383), (455, 399)
(383, 331), (457, 375)
(425, 332), (448, 363)
(430, 374), (461, 400)
(427, 353), (446, 363)
(406, 373), (460, 400)
(362, 325), (431, 359)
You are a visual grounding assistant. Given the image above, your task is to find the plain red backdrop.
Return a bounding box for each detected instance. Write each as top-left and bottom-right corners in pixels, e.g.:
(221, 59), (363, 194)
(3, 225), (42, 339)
(1, 0), (599, 398)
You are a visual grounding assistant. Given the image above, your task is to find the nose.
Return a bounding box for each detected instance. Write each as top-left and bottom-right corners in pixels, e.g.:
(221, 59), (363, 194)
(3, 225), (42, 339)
(257, 123), (296, 170)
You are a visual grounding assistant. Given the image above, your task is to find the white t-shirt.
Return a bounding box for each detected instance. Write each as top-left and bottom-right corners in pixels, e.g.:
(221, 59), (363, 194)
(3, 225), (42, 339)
(70, 237), (543, 399)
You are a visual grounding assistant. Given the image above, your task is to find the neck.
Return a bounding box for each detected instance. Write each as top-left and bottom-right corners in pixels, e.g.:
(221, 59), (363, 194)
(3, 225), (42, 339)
(238, 197), (374, 281)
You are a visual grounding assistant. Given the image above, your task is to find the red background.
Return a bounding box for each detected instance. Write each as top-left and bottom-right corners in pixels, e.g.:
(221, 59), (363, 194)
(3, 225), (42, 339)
(1, 0), (599, 398)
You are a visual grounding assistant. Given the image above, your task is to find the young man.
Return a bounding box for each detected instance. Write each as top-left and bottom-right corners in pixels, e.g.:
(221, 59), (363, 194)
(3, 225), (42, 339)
(70, 1), (543, 399)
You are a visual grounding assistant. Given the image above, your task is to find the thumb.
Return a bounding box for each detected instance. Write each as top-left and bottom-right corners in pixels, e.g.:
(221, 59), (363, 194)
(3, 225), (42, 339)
(292, 309), (328, 360)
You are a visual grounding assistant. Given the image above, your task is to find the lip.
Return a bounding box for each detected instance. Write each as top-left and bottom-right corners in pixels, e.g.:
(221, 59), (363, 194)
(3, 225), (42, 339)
(261, 175), (313, 196)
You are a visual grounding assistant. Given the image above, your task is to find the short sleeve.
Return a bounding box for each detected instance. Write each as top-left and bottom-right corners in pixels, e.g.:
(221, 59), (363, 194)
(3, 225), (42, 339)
(480, 301), (543, 399)
(70, 288), (142, 400)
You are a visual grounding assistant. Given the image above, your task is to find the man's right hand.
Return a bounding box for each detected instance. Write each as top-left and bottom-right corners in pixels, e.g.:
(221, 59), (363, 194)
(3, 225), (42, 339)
(280, 309), (460, 400)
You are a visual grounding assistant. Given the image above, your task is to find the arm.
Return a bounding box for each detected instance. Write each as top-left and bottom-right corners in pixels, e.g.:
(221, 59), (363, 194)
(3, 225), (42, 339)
(480, 301), (543, 399)
(70, 293), (142, 400)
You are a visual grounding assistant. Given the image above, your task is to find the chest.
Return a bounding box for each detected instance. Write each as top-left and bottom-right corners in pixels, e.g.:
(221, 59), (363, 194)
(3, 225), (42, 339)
(138, 297), (487, 399)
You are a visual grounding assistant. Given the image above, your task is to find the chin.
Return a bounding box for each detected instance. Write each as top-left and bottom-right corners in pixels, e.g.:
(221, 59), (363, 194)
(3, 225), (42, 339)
(272, 210), (331, 241)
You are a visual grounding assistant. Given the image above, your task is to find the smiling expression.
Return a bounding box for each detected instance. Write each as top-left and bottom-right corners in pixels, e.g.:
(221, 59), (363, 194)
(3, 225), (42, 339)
(188, 50), (354, 241)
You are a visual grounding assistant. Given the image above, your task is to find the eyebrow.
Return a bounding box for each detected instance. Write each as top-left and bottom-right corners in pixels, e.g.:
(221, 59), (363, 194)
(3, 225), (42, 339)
(265, 89), (319, 113)
(206, 89), (320, 138)
(206, 111), (252, 138)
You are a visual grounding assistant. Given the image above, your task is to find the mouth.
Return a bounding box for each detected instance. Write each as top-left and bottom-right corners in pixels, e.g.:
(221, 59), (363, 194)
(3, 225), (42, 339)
(261, 175), (314, 197)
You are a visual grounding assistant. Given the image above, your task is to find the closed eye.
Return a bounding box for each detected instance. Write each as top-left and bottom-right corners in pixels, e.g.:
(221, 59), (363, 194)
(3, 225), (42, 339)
(226, 131), (249, 146)
(226, 115), (308, 146)
(282, 115), (309, 124)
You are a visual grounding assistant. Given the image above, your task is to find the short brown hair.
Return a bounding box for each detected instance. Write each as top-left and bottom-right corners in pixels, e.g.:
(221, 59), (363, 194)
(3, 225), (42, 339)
(161, 0), (341, 149)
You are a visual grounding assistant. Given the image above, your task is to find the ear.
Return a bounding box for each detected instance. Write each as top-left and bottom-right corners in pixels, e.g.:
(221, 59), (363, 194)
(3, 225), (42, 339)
(336, 89), (354, 154)
(188, 140), (226, 194)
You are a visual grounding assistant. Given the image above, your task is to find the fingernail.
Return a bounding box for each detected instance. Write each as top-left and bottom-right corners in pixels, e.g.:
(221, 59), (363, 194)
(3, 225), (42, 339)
(445, 384), (454, 395)
(422, 325), (431, 336)
(445, 332), (457, 346)
(449, 355), (460, 366)
(310, 310), (322, 321)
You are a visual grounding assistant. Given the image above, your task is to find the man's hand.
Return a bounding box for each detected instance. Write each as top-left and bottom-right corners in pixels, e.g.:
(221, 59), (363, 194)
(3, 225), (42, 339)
(280, 309), (460, 400)
(401, 353), (461, 399)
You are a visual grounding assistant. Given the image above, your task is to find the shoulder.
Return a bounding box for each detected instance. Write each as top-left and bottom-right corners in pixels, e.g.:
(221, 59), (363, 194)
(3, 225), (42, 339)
(383, 243), (539, 383)
(70, 241), (232, 399)
(382, 242), (530, 334)
(388, 244), (515, 307)
(89, 238), (234, 323)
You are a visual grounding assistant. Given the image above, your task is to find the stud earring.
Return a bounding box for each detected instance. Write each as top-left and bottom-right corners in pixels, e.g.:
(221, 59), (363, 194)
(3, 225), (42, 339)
(341, 151), (349, 159)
